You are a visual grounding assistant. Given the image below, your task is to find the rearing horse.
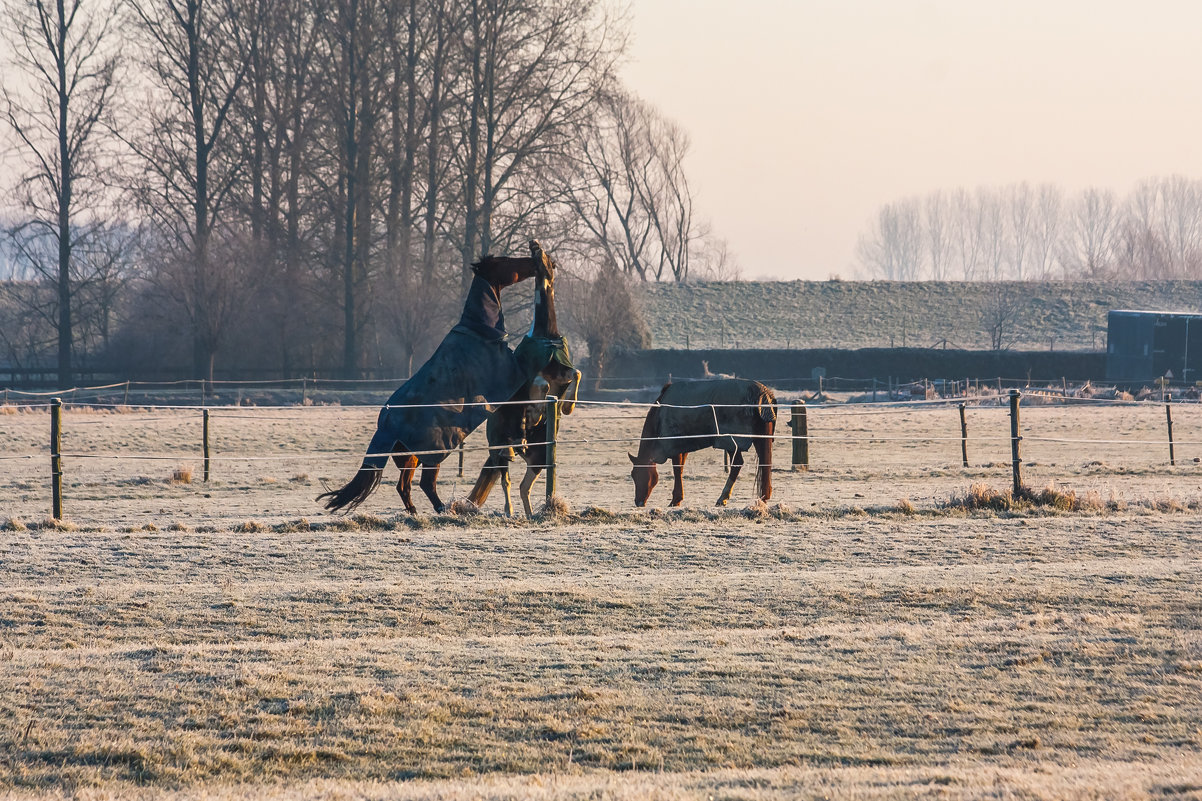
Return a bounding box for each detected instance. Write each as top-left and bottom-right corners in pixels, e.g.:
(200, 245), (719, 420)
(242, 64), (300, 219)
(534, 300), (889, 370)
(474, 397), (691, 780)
(318, 244), (548, 514)
(466, 242), (581, 516)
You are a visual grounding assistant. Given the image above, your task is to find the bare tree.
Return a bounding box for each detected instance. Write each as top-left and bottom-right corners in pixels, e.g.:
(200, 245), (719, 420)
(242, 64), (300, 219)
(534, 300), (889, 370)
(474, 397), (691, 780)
(125, 0), (250, 381)
(980, 283), (1021, 350)
(565, 88), (702, 283)
(559, 263), (649, 391)
(924, 191), (951, 280)
(856, 197), (921, 279)
(1, 0), (120, 385)
(1061, 188), (1119, 278)
(1029, 183), (1063, 279)
(229, 0), (331, 374)
(448, 0), (622, 286)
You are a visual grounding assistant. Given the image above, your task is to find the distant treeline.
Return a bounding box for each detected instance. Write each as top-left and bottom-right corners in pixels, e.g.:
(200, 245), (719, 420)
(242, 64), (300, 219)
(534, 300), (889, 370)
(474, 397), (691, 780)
(0, 0), (725, 385)
(858, 179), (1202, 282)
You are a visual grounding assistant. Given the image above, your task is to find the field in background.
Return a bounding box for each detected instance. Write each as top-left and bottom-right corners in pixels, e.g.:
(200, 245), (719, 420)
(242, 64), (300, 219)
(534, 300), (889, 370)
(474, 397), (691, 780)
(639, 280), (1202, 351)
(2, 403), (1202, 798)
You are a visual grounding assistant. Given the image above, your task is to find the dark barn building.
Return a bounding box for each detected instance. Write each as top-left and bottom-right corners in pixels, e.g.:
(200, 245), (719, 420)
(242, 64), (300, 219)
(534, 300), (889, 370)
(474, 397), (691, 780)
(1107, 309), (1202, 383)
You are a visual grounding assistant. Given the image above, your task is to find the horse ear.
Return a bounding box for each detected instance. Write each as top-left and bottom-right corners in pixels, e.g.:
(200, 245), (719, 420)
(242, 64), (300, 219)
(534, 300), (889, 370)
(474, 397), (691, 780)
(628, 452), (637, 464)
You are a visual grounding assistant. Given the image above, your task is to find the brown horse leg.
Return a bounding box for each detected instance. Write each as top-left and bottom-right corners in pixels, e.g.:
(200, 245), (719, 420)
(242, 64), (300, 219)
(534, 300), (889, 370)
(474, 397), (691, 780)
(716, 449), (744, 506)
(393, 454), (418, 514)
(670, 453), (687, 507)
(467, 453), (508, 509)
(519, 465), (542, 517)
(500, 465), (514, 516)
(755, 420), (775, 501)
(419, 462), (445, 513)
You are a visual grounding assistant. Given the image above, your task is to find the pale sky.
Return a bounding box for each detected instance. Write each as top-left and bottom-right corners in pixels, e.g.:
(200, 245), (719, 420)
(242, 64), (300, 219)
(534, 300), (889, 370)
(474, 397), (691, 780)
(621, 0), (1202, 280)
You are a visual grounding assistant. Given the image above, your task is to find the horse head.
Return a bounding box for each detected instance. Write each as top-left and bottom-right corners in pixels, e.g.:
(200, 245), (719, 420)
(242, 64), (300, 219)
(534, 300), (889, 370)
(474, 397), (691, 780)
(472, 252), (541, 289)
(628, 452), (658, 507)
(529, 239), (556, 287)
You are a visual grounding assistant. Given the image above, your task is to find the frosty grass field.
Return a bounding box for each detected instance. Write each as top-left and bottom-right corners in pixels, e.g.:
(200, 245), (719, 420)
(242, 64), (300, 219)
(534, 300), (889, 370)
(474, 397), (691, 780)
(2, 399), (1201, 799)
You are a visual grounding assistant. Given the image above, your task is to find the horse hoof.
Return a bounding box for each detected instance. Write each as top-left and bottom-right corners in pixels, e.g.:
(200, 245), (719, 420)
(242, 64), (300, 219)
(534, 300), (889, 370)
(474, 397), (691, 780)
(715, 499), (728, 507)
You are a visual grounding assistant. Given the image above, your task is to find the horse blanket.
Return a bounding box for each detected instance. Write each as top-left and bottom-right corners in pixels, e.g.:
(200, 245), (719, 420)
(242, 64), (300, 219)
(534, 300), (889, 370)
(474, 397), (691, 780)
(368, 275), (526, 462)
(642, 379), (777, 462)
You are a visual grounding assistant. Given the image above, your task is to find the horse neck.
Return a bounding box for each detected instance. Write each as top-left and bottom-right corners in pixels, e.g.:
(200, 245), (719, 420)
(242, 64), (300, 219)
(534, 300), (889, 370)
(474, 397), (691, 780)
(530, 279), (559, 338)
(635, 405), (662, 462)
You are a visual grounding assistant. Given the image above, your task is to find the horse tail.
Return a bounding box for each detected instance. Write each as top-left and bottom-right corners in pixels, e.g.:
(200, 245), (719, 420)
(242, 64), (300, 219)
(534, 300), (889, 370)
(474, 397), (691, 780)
(317, 427), (393, 513)
(753, 386), (776, 501)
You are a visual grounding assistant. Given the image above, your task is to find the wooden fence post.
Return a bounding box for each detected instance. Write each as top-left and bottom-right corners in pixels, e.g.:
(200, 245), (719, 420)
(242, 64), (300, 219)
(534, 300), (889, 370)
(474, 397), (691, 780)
(959, 402), (968, 467)
(51, 397), (63, 519)
(1009, 389), (1022, 493)
(458, 441), (464, 477)
(1166, 394), (1175, 466)
(123, 381), (130, 406)
(203, 408), (211, 483)
(545, 395), (559, 503)
(790, 400), (809, 471)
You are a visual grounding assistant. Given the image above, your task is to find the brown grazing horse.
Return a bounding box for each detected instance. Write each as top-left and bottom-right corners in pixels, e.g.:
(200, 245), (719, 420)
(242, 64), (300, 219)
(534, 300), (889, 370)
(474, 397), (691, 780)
(318, 245), (548, 514)
(466, 242), (581, 516)
(629, 379), (776, 507)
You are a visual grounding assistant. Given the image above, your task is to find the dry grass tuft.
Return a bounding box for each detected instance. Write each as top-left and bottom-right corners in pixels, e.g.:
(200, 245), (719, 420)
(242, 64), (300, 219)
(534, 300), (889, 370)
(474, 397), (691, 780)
(166, 522), (190, 532)
(895, 498), (916, 515)
(950, 482), (1105, 514)
(536, 494), (572, 520)
(351, 513), (391, 530)
(171, 465), (194, 484)
(769, 502), (793, 519)
(2, 517), (28, 532)
(1151, 496), (1188, 513)
(234, 520), (267, 533)
(742, 499), (769, 520)
(1030, 482), (1079, 511)
(447, 499), (481, 517)
(957, 482), (1016, 512)
(32, 517), (79, 532)
(578, 505), (619, 521)
(289, 473), (310, 483)
(0, 404), (17, 415)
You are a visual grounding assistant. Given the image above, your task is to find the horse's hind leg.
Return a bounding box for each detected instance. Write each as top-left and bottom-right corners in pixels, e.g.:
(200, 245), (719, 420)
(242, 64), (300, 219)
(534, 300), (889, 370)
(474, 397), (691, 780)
(519, 465), (542, 517)
(670, 453), (687, 507)
(500, 465), (514, 516)
(419, 462), (445, 513)
(467, 452), (508, 509)
(716, 449), (744, 506)
(393, 453), (418, 514)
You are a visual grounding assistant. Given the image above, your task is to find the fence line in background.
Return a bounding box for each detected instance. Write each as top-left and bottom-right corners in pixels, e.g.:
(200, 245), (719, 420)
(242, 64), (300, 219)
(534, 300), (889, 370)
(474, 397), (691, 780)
(8, 390), (1196, 520)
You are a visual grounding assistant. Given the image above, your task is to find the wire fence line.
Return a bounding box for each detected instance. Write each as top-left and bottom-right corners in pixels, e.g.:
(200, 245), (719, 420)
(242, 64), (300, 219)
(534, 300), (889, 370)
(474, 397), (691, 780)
(4, 387), (1199, 522)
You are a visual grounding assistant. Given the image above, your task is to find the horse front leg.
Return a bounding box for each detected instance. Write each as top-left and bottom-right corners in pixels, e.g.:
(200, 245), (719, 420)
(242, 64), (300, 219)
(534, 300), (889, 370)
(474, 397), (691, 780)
(393, 453), (418, 514)
(716, 449), (744, 506)
(519, 464), (542, 517)
(560, 368), (583, 415)
(670, 452), (687, 507)
(419, 462), (445, 513)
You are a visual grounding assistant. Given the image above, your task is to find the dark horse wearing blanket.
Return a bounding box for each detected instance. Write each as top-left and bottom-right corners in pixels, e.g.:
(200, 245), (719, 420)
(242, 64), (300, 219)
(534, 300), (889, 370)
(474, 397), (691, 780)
(318, 243), (551, 514)
(629, 379), (776, 508)
(466, 242), (581, 516)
